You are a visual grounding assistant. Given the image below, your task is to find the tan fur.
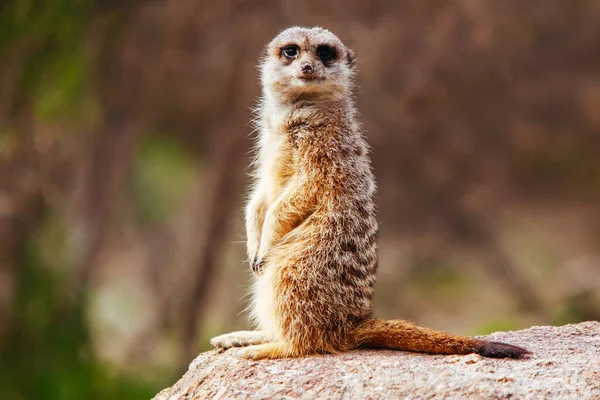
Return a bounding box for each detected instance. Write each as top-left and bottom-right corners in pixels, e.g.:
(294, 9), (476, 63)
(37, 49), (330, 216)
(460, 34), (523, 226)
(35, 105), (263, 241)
(210, 27), (530, 360)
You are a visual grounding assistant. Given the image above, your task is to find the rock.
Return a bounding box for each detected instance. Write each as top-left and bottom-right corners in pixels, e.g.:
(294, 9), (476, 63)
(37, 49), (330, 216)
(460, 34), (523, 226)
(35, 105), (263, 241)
(154, 321), (600, 399)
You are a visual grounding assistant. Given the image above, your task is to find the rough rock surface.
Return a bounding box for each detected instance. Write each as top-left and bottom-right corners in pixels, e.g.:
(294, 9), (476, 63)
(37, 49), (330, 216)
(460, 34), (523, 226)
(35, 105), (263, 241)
(154, 322), (600, 399)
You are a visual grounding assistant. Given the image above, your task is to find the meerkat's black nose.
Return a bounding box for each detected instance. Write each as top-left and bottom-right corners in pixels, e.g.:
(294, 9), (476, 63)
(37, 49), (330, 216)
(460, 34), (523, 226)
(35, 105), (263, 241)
(301, 63), (314, 74)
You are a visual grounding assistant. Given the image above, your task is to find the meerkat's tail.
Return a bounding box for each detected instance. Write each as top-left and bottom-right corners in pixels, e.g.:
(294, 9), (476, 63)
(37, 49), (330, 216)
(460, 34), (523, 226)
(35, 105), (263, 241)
(352, 318), (531, 359)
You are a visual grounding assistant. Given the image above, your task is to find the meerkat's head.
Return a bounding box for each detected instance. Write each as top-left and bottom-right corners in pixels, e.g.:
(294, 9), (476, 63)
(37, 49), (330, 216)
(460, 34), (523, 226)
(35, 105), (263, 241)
(260, 27), (356, 104)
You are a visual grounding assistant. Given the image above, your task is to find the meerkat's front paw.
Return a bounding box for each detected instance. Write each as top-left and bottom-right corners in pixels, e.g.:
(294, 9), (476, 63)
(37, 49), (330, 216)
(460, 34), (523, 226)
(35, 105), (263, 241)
(247, 243), (264, 274)
(250, 256), (265, 274)
(246, 233), (261, 271)
(253, 240), (273, 274)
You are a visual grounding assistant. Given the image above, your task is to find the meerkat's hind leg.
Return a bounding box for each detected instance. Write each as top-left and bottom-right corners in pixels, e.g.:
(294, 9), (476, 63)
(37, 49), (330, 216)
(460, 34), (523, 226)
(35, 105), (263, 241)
(236, 342), (297, 360)
(210, 331), (272, 352)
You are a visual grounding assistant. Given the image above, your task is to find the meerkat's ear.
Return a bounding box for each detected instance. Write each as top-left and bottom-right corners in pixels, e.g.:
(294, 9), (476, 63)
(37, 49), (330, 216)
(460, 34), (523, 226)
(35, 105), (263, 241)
(346, 48), (356, 68)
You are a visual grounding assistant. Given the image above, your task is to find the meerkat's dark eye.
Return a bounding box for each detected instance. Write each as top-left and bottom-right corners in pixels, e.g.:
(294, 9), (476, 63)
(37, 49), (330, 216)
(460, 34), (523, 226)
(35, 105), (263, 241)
(282, 45), (299, 59)
(316, 45), (336, 62)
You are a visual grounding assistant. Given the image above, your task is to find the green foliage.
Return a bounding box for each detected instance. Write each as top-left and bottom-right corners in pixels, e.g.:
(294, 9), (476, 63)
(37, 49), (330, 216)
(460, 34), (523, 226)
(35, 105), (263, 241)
(0, 0), (96, 121)
(0, 5), (174, 397)
(553, 290), (600, 326)
(34, 50), (89, 121)
(132, 134), (196, 223)
(410, 263), (472, 300)
(475, 319), (522, 336)
(0, 212), (160, 400)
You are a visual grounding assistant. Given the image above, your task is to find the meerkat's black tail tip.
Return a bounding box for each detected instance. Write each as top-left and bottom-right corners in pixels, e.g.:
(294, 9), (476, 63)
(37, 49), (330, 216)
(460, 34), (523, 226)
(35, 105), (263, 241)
(475, 340), (532, 359)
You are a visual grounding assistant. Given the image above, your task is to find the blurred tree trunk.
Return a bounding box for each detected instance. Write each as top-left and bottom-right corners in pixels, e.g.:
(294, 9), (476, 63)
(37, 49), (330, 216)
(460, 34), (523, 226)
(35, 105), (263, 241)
(177, 39), (254, 368)
(0, 101), (42, 345)
(179, 119), (248, 370)
(69, 4), (148, 299)
(71, 109), (144, 295)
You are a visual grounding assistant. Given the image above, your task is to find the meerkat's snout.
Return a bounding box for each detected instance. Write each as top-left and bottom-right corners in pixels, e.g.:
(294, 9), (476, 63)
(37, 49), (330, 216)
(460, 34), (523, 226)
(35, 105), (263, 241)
(296, 56), (320, 81)
(295, 45), (337, 83)
(297, 63), (323, 82)
(300, 62), (314, 75)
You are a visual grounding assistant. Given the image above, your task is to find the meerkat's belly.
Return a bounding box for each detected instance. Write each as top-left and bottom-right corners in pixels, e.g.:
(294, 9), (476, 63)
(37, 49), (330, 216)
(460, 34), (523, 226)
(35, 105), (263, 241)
(251, 267), (279, 338)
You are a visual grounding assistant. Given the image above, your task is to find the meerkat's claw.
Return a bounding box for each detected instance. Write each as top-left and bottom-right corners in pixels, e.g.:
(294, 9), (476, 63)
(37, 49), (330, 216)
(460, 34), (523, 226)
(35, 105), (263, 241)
(251, 257), (265, 274)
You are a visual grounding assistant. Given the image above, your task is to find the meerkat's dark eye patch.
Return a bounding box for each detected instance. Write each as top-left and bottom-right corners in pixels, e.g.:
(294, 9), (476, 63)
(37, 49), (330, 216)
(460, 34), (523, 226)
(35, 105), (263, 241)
(282, 45), (300, 59)
(316, 45), (336, 63)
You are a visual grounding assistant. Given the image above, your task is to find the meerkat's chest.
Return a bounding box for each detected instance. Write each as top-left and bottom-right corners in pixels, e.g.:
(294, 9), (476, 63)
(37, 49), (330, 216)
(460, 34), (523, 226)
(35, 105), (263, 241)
(259, 132), (295, 204)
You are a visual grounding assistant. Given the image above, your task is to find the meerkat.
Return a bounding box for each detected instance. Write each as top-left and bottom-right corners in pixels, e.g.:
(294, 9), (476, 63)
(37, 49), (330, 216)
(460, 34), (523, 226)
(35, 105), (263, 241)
(210, 27), (530, 360)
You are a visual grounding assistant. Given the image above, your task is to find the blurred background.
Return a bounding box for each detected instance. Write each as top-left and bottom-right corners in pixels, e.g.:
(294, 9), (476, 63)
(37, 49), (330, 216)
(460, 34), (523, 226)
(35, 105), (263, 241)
(1, 0), (599, 398)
